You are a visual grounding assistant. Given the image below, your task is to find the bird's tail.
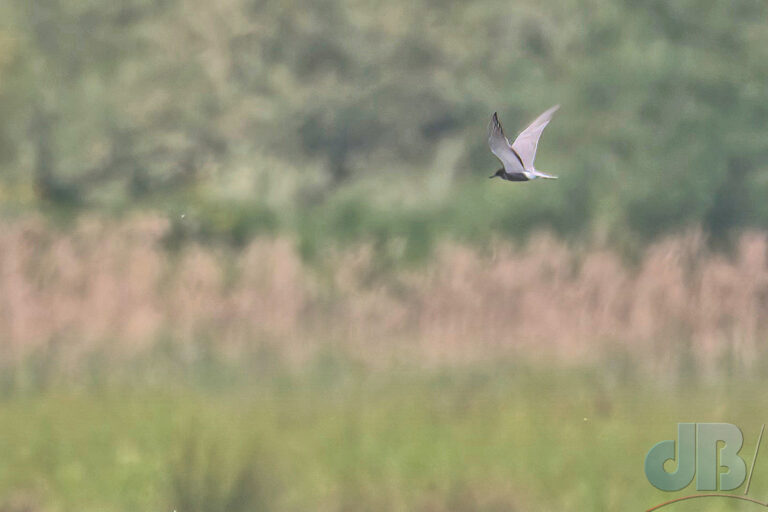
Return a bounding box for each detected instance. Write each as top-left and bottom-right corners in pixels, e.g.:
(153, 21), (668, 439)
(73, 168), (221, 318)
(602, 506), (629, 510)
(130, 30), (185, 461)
(533, 170), (558, 179)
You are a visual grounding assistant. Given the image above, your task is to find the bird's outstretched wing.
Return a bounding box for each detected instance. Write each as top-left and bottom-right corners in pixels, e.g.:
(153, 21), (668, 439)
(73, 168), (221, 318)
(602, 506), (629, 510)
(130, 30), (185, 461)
(488, 113), (524, 173)
(511, 105), (559, 170)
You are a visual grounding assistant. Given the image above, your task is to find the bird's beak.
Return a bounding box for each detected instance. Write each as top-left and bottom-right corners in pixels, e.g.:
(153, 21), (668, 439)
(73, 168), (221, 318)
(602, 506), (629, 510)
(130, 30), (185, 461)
(488, 174), (496, 179)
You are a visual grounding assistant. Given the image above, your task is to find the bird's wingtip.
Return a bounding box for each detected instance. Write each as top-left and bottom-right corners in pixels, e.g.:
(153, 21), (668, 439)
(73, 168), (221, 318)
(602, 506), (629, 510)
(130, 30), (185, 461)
(489, 112), (500, 132)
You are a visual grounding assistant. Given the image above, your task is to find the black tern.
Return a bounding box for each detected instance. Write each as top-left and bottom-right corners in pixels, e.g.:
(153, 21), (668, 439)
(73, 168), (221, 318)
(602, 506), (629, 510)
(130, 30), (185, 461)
(488, 105), (560, 181)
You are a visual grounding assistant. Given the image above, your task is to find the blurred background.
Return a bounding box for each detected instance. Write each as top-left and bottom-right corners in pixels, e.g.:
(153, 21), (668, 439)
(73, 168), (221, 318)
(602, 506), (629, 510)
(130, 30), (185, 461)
(1, 0), (768, 510)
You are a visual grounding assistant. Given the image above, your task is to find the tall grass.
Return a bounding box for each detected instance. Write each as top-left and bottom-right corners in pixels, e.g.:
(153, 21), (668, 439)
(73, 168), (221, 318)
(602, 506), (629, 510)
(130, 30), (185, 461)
(3, 215), (768, 511)
(0, 359), (765, 512)
(2, 215), (768, 375)
(170, 431), (275, 512)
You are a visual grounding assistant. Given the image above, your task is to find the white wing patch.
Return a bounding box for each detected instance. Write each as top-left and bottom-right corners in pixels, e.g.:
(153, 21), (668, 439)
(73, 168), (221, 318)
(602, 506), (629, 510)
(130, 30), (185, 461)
(511, 105), (560, 170)
(488, 113), (525, 173)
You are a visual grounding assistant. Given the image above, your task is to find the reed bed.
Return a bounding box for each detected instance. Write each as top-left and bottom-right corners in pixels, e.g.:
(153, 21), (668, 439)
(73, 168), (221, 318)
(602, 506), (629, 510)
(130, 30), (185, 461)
(1, 215), (767, 374)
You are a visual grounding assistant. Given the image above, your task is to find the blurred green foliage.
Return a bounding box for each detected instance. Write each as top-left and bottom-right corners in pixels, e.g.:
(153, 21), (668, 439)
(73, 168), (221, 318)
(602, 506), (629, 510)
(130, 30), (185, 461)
(1, 0), (768, 248)
(0, 348), (765, 511)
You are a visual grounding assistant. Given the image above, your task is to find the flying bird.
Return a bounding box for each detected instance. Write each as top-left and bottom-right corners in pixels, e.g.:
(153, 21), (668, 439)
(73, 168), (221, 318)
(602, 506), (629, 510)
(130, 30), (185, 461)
(488, 105), (560, 181)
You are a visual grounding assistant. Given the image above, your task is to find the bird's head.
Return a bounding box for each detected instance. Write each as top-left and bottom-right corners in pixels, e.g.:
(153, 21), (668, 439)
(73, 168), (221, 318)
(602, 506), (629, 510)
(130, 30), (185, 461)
(489, 169), (505, 179)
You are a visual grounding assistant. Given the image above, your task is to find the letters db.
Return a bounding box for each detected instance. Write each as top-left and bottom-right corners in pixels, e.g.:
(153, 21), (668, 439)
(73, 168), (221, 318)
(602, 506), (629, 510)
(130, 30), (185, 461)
(645, 423), (747, 491)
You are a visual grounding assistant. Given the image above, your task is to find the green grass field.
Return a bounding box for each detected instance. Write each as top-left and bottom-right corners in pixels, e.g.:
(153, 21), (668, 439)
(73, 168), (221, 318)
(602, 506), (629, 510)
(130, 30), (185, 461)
(0, 352), (765, 512)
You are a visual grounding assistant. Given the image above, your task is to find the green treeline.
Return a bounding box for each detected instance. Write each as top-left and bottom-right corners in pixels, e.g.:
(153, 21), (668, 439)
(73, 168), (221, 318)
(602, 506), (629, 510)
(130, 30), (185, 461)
(1, 0), (767, 249)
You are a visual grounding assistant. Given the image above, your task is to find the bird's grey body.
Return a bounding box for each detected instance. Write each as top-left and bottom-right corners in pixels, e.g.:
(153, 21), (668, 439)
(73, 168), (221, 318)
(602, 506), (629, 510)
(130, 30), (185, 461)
(488, 105), (560, 182)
